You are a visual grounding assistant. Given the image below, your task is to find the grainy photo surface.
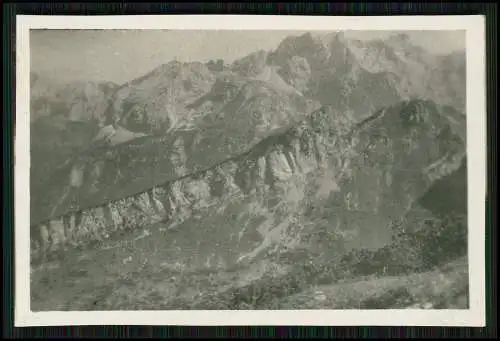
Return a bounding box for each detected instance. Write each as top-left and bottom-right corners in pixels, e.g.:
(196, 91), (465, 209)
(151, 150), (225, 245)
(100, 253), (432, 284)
(29, 28), (470, 311)
(15, 15), (487, 326)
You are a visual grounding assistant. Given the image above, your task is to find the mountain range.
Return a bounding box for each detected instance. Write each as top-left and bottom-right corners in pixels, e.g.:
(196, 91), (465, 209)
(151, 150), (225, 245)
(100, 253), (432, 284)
(29, 31), (468, 310)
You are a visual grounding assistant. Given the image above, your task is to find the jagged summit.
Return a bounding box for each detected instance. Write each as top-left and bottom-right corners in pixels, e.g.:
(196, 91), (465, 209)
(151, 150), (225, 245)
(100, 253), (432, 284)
(30, 31), (467, 239)
(30, 98), (466, 313)
(31, 97), (464, 228)
(30, 31), (468, 312)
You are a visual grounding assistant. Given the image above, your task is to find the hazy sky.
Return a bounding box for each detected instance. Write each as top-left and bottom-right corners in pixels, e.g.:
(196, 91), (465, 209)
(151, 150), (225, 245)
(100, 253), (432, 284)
(30, 30), (465, 85)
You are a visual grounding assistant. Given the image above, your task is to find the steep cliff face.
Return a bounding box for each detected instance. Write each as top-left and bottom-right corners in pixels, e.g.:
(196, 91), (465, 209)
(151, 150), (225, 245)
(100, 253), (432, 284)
(29, 32), (468, 310)
(268, 32), (466, 117)
(110, 59), (315, 136)
(31, 76), (318, 225)
(31, 99), (466, 268)
(231, 50), (269, 77)
(30, 33), (466, 229)
(112, 61), (217, 133)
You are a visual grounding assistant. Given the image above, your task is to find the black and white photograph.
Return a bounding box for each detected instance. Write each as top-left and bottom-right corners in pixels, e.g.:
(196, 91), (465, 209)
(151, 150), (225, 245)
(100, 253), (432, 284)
(15, 15), (486, 326)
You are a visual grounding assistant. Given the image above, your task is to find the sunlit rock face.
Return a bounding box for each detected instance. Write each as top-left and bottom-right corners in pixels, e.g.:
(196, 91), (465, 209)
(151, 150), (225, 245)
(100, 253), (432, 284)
(31, 99), (465, 270)
(268, 32), (466, 119)
(30, 32), (465, 231)
(30, 66), (318, 226)
(231, 50), (269, 78)
(29, 32), (468, 311)
(112, 61), (217, 133)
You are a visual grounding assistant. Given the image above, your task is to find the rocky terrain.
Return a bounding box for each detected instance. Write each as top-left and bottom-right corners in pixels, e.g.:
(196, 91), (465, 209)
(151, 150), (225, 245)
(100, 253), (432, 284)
(30, 31), (468, 311)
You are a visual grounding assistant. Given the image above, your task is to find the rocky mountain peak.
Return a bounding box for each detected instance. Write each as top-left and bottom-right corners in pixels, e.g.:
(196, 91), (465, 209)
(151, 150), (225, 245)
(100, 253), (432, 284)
(231, 50), (269, 77)
(270, 32), (330, 66)
(31, 98), (465, 281)
(30, 30), (469, 311)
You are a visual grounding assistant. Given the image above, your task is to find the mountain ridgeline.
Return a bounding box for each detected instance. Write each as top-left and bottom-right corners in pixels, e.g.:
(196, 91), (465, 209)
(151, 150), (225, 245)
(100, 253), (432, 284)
(31, 99), (466, 271)
(30, 32), (465, 226)
(30, 31), (467, 305)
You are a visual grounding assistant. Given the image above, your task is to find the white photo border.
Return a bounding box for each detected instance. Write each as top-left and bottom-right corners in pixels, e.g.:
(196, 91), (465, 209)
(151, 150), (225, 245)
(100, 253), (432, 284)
(14, 14), (487, 327)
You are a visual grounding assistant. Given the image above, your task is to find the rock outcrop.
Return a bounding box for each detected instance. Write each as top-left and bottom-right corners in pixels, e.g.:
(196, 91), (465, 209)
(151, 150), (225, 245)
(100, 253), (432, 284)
(269, 32), (466, 117)
(30, 78), (317, 225)
(31, 99), (466, 267)
(29, 32), (468, 310)
(112, 61), (217, 133)
(30, 33), (466, 231)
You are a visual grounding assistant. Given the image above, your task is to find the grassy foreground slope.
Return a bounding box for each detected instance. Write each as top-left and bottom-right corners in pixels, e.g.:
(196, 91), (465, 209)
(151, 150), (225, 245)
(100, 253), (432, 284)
(31, 208), (467, 311)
